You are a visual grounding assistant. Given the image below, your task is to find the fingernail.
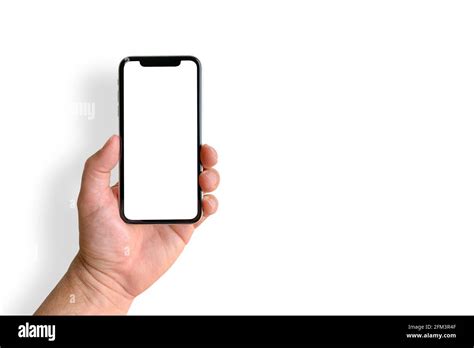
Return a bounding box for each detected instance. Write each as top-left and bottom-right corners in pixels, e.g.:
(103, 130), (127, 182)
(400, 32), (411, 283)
(103, 135), (116, 148)
(203, 169), (218, 183)
(204, 144), (218, 160)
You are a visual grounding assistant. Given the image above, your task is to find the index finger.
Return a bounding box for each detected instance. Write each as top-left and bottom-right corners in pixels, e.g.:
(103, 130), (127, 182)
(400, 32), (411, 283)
(200, 144), (218, 168)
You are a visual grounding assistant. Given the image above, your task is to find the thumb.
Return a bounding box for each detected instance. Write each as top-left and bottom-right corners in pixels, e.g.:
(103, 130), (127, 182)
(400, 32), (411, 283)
(80, 135), (120, 197)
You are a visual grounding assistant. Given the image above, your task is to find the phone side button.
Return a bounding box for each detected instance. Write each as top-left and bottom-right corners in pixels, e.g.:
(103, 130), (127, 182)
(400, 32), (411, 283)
(117, 90), (119, 118)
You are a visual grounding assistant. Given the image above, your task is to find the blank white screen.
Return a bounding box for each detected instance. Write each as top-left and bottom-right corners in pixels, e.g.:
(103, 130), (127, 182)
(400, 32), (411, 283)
(123, 60), (198, 221)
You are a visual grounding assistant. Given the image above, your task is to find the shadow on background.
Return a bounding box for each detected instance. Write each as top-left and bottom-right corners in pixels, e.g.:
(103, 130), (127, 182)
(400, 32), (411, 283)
(12, 67), (119, 313)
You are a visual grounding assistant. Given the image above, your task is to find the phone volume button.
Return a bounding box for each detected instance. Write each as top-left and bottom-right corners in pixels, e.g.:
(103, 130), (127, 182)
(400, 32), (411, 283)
(117, 90), (120, 118)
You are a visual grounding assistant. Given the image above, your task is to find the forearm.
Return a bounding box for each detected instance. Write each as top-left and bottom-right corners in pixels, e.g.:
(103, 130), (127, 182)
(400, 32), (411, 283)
(34, 254), (133, 315)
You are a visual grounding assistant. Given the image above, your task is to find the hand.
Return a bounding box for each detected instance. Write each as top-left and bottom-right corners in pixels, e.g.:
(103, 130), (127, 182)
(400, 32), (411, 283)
(35, 135), (219, 314)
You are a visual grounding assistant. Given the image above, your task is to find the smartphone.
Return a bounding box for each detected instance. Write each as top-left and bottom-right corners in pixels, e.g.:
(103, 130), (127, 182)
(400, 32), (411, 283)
(119, 56), (201, 224)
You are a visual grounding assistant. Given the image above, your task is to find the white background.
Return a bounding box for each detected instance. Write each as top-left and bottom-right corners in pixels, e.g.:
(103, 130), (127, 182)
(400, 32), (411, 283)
(0, 0), (473, 315)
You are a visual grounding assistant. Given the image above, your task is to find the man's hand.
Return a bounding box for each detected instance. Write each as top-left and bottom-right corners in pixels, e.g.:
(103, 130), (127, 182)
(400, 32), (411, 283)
(35, 135), (219, 314)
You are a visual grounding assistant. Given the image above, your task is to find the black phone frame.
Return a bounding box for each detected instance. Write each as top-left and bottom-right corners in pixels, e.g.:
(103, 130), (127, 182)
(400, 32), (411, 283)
(118, 56), (202, 224)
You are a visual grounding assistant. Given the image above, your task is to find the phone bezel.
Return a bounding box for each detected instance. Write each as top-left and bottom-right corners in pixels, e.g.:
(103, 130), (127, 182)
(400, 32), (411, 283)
(118, 56), (202, 224)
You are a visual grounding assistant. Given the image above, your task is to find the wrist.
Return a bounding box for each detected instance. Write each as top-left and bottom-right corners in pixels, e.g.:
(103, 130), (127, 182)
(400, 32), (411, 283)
(35, 254), (134, 315)
(65, 254), (134, 314)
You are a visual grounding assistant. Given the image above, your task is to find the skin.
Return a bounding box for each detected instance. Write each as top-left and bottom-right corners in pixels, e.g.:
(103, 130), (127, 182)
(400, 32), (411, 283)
(35, 135), (219, 314)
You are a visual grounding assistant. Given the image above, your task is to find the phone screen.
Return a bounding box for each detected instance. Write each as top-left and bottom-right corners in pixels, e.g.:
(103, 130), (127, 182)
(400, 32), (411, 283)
(119, 56), (201, 223)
